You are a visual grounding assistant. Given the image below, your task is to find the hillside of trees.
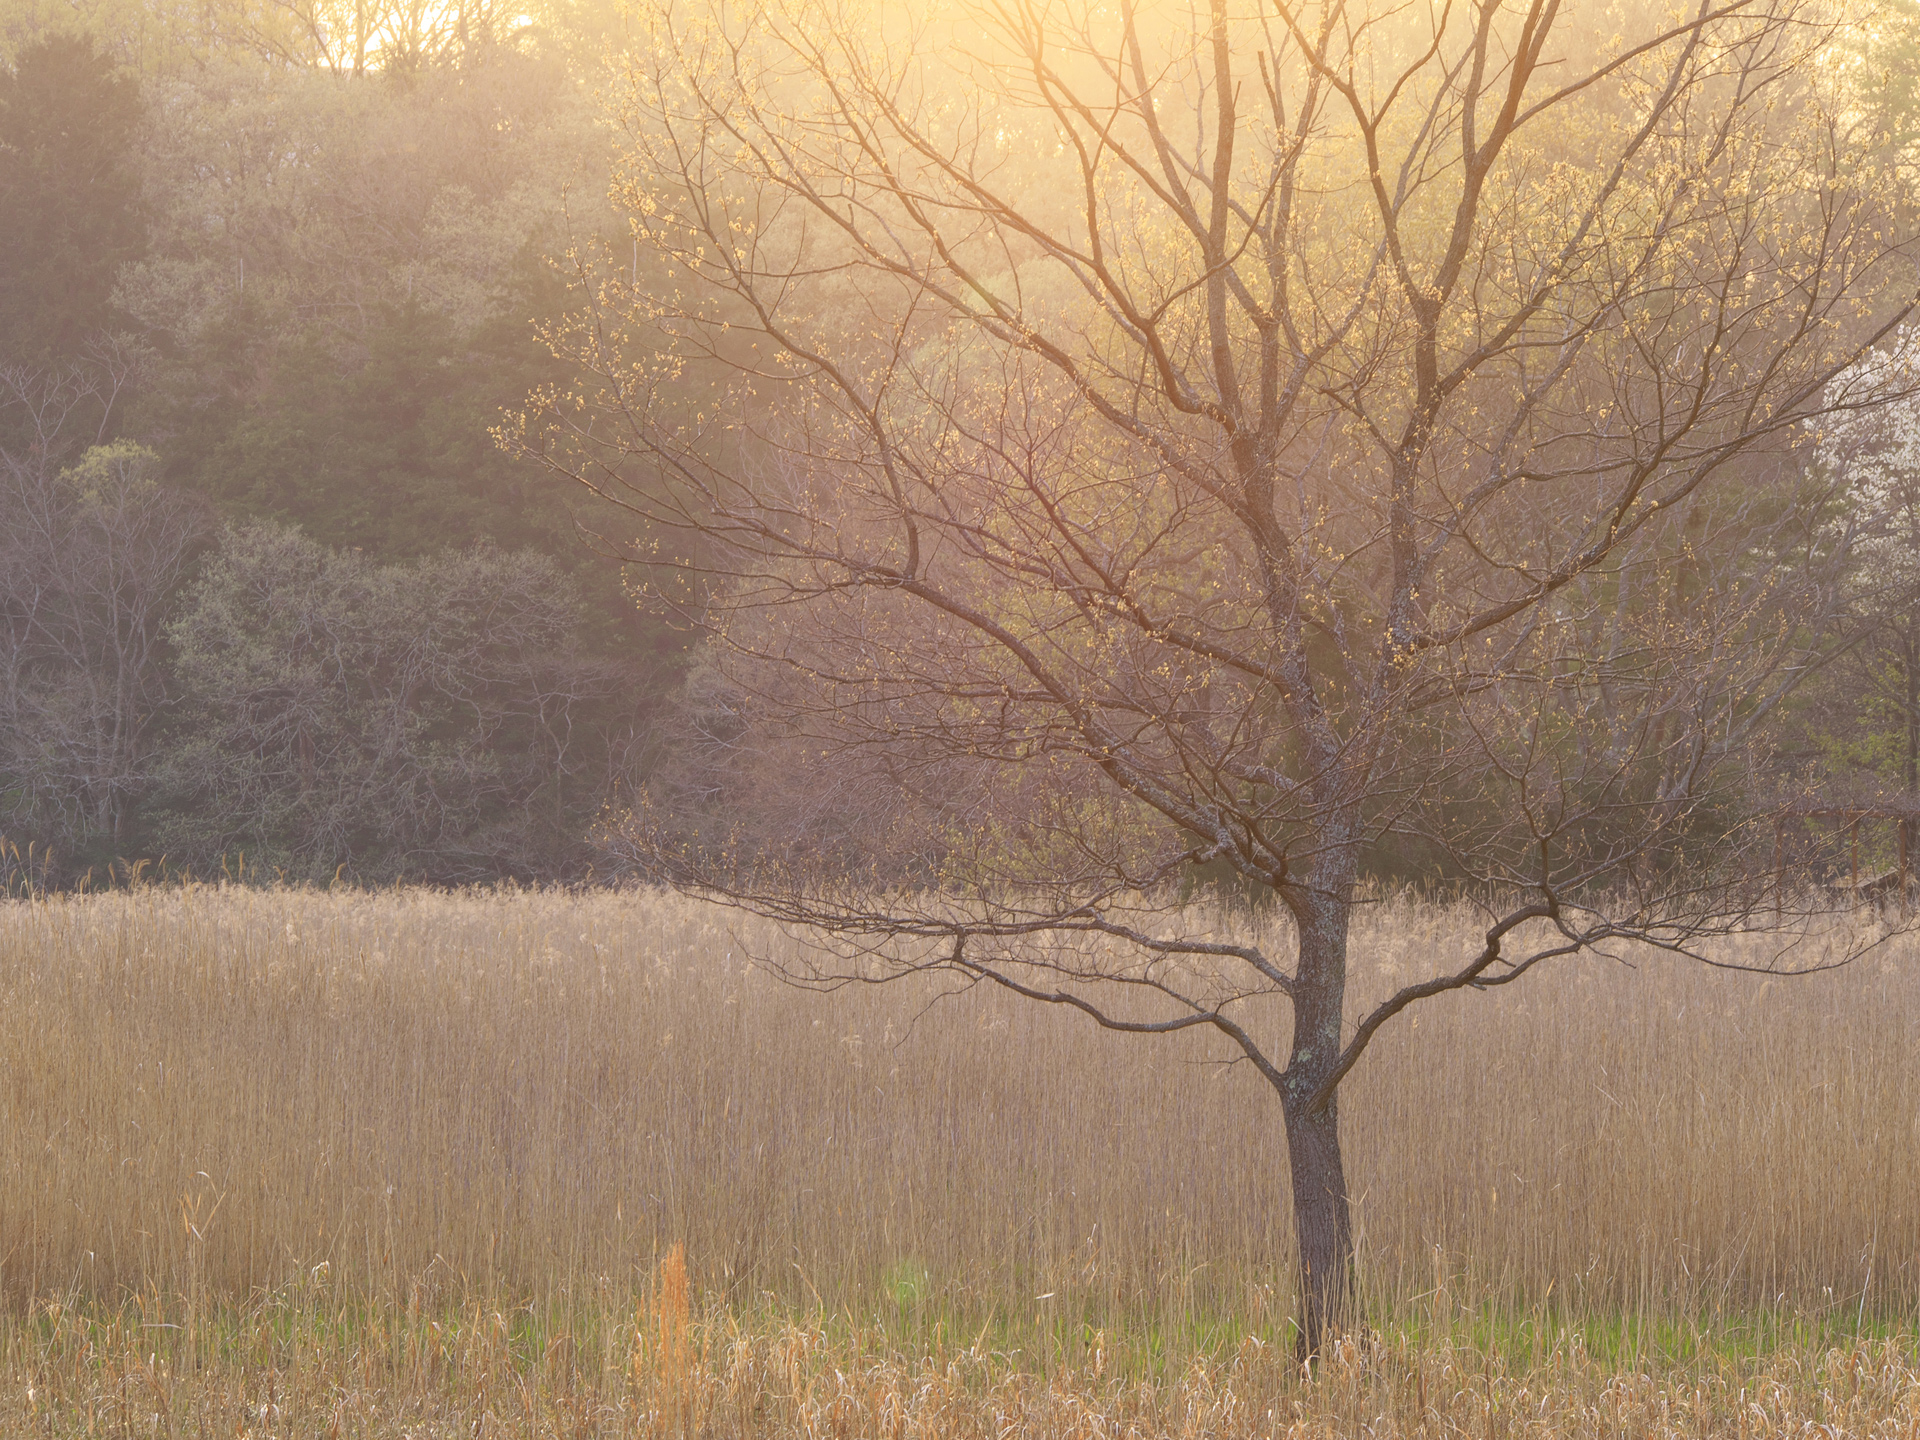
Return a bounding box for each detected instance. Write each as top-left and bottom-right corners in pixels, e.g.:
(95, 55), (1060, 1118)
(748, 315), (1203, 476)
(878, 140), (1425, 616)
(0, 3), (675, 886)
(4, 0), (1920, 891)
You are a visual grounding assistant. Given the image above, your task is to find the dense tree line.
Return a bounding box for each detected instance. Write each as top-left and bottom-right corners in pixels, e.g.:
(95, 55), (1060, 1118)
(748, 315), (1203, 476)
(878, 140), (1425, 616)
(0, 8), (670, 886)
(0, 365), (647, 885)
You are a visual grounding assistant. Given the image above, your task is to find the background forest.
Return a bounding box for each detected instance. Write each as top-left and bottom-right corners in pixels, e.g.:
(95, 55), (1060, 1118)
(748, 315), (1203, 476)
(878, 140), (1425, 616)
(5, 0), (1920, 891)
(0, 0), (686, 885)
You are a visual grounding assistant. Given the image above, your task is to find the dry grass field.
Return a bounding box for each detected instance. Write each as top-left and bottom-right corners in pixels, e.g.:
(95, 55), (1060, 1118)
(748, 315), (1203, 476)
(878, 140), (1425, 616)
(0, 885), (1916, 1436)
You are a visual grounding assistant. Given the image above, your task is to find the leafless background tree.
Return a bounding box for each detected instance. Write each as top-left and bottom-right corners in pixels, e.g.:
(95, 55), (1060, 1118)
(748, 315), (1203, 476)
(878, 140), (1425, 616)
(0, 361), (208, 869)
(522, 0), (1920, 1353)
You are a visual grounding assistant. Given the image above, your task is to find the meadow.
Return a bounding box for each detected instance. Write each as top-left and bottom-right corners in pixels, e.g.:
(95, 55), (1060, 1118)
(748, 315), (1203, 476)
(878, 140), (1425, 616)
(0, 885), (1916, 1436)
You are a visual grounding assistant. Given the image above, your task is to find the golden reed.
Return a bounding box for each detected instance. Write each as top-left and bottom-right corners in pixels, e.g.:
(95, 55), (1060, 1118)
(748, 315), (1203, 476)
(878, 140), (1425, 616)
(0, 884), (1912, 1326)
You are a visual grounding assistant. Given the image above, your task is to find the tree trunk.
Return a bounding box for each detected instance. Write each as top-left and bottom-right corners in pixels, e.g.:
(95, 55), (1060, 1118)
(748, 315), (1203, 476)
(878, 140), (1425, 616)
(1279, 885), (1357, 1361)
(1281, 1083), (1355, 1360)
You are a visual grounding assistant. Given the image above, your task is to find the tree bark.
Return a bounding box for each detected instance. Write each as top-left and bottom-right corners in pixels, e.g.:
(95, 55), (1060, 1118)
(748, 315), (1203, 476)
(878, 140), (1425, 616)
(1278, 885), (1357, 1360)
(1280, 1080), (1354, 1361)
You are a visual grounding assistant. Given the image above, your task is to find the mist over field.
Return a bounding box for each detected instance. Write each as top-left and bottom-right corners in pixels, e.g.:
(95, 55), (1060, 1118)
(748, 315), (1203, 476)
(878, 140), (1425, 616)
(7, 0), (1920, 1429)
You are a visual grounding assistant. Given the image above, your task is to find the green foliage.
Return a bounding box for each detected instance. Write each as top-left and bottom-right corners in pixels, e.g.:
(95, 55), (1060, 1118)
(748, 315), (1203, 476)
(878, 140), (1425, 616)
(116, 50), (677, 647)
(168, 299), (566, 557)
(0, 34), (144, 368)
(1852, 0), (1920, 166)
(150, 523), (645, 883)
(119, 52), (613, 555)
(0, 14), (700, 886)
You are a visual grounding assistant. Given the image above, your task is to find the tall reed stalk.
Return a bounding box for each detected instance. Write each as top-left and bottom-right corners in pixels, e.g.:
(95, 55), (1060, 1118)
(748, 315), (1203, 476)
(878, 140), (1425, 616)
(0, 885), (1911, 1338)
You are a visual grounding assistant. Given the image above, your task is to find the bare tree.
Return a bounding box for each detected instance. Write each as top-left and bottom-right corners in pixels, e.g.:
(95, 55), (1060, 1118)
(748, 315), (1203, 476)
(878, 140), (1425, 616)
(521, 0), (1920, 1354)
(0, 362), (207, 872)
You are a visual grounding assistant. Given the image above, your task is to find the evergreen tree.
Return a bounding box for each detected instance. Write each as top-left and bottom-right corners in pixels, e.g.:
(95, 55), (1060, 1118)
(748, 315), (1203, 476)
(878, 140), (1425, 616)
(0, 34), (144, 366)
